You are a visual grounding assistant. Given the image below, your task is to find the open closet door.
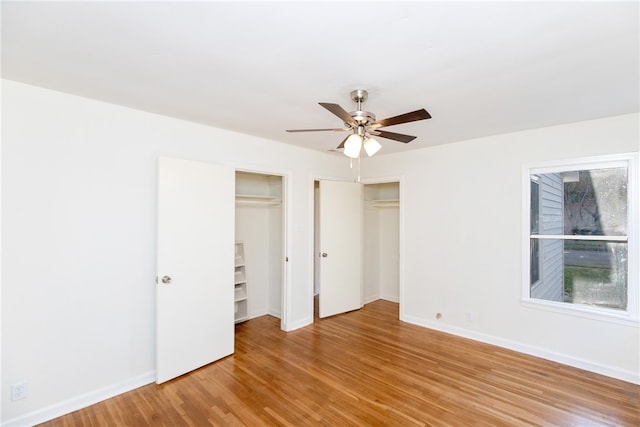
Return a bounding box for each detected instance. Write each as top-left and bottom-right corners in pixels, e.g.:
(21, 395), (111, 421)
(156, 157), (235, 384)
(318, 180), (363, 318)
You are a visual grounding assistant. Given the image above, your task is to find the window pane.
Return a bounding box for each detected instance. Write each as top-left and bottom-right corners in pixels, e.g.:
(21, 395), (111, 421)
(564, 167), (628, 236)
(532, 167), (628, 236)
(530, 239), (540, 284)
(565, 240), (627, 310)
(530, 179), (540, 234)
(530, 237), (564, 302)
(531, 173), (563, 235)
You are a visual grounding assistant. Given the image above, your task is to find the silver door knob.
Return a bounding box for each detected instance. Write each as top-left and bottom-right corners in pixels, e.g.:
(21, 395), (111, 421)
(161, 275), (172, 284)
(321, 253), (328, 258)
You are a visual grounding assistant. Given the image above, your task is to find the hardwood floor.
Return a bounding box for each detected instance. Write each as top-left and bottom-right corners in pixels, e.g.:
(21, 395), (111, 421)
(41, 300), (639, 426)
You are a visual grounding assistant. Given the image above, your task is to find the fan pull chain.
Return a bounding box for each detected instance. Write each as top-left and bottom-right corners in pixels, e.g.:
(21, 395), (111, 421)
(349, 157), (358, 183)
(350, 156), (361, 183)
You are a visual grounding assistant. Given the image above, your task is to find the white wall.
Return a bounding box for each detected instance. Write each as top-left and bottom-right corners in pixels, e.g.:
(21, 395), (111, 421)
(362, 113), (640, 384)
(378, 207), (400, 302)
(1, 80), (349, 425)
(363, 204), (381, 302)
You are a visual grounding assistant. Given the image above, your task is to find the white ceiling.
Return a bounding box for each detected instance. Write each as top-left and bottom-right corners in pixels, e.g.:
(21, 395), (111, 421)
(2, 1), (638, 156)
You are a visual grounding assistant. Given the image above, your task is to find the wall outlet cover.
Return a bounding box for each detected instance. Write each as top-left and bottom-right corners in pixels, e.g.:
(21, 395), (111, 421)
(11, 382), (28, 401)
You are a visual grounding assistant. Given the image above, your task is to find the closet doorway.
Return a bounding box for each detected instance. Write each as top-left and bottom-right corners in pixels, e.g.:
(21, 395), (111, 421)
(235, 171), (286, 328)
(363, 181), (400, 304)
(314, 179), (363, 319)
(313, 179), (400, 319)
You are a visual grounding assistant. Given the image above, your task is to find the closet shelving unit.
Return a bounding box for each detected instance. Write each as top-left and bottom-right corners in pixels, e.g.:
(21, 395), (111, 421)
(368, 198), (399, 208)
(234, 241), (249, 323)
(235, 194), (281, 207)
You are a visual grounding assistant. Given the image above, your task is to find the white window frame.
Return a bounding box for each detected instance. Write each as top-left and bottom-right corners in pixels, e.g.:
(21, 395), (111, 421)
(522, 153), (639, 326)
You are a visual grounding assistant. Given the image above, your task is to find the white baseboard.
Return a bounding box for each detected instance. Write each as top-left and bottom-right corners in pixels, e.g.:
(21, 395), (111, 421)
(364, 294), (380, 304)
(3, 371), (156, 427)
(248, 308), (269, 320)
(401, 314), (639, 385)
(283, 316), (312, 332)
(365, 295), (400, 304)
(248, 308), (281, 321)
(266, 308), (282, 318)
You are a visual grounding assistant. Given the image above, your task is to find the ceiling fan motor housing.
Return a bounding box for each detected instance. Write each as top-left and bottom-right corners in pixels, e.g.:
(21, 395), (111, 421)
(348, 110), (376, 126)
(348, 89), (375, 126)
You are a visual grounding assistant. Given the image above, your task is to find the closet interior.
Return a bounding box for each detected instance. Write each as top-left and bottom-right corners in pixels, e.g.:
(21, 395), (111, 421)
(235, 171), (284, 323)
(363, 181), (400, 304)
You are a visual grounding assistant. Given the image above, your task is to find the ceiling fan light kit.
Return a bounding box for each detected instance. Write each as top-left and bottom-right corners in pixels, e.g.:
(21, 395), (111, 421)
(363, 137), (382, 157)
(286, 89), (431, 159)
(344, 134), (363, 158)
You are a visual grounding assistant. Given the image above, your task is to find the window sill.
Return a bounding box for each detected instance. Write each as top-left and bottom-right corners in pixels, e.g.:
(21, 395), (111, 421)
(521, 299), (639, 327)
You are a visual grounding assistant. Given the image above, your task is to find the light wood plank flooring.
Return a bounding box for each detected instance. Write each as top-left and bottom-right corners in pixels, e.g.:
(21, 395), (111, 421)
(41, 300), (639, 426)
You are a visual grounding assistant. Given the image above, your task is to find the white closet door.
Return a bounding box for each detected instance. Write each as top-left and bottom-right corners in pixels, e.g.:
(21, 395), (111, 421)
(156, 157), (234, 384)
(318, 180), (363, 318)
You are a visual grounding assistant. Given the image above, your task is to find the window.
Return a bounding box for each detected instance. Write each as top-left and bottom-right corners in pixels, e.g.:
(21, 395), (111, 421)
(523, 154), (638, 322)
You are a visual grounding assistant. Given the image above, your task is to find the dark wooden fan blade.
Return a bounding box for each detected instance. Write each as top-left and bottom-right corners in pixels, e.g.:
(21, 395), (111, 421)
(319, 103), (357, 126)
(336, 135), (350, 149)
(286, 128), (346, 132)
(374, 130), (417, 143)
(371, 109), (431, 128)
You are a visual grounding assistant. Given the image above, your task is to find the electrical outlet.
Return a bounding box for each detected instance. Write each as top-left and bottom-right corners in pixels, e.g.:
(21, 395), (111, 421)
(11, 382), (27, 401)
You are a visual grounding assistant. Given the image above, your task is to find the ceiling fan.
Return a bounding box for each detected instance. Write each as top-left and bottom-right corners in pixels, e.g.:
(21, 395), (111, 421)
(286, 89), (431, 158)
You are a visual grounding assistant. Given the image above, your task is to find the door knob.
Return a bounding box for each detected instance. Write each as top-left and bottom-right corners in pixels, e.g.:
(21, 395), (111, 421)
(161, 275), (172, 284)
(321, 253), (328, 258)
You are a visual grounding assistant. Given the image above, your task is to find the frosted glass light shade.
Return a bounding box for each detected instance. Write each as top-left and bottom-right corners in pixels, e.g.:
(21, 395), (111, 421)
(363, 137), (382, 157)
(344, 134), (362, 158)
